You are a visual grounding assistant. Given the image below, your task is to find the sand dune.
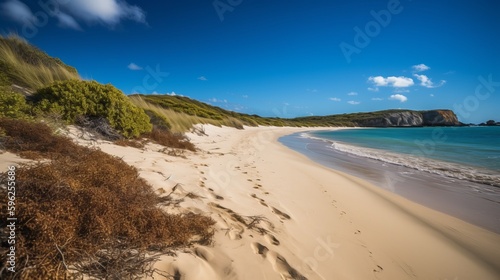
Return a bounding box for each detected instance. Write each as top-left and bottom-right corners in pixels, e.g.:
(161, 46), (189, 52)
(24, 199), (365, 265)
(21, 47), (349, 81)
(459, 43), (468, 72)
(5, 125), (499, 279)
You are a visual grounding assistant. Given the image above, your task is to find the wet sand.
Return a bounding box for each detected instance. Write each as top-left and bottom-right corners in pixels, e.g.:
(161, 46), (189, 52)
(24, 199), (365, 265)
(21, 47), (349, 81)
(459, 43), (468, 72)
(279, 132), (500, 234)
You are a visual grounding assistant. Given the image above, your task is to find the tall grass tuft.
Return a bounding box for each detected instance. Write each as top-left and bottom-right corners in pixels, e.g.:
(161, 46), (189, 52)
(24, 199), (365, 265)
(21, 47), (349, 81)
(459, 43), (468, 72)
(0, 35), (79, 89)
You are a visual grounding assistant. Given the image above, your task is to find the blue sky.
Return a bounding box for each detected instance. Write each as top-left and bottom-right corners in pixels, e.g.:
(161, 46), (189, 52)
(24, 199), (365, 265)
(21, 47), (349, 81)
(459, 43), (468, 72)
(1, 0), (499, 123)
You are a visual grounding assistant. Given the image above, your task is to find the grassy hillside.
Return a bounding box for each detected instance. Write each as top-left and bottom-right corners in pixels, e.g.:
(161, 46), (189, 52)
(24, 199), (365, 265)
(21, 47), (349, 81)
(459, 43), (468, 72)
(0, 35), (79, 90)
(130, 94), (311, 132)
(130, 94), (417, 131)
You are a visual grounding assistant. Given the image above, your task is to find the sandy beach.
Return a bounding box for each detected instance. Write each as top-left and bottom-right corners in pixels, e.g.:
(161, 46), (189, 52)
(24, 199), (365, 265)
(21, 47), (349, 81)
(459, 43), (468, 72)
(5, 125), (499, 279)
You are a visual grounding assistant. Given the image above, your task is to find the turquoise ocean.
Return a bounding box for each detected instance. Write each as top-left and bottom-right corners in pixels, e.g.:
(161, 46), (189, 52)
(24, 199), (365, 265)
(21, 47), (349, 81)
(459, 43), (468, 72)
(307, 127), (500, 187)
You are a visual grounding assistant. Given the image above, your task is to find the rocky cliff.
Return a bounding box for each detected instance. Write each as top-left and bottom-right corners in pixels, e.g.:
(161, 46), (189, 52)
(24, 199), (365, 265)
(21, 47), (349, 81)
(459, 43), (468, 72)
(356, 110), (460, 127)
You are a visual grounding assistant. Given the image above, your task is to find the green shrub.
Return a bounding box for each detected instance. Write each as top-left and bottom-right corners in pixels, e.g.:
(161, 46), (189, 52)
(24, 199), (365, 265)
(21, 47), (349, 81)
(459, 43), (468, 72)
(0, 89), (31, 119)
(34, 80), (152, 138)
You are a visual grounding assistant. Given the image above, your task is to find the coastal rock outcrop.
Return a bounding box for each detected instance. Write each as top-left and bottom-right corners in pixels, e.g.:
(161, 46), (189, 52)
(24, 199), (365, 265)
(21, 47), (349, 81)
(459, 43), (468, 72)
(421, 110), (460, 126)
(357, 110), (460, 127)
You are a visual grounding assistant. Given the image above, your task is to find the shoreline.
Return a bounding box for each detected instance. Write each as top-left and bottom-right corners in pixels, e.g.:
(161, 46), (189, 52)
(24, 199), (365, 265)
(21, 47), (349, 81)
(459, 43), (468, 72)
(280, 131), (500, 234)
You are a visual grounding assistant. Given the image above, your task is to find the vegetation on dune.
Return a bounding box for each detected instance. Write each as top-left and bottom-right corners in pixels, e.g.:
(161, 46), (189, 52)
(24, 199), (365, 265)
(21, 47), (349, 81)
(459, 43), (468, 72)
(0, 35), (79, 89)
(0, 89), (32, 119)
(130, 94), (304, 132)
(0, 37), (212, 279)
(34, 80), (152, 138)
(130, 95), (247, 132)
(0, 118), (215, 279)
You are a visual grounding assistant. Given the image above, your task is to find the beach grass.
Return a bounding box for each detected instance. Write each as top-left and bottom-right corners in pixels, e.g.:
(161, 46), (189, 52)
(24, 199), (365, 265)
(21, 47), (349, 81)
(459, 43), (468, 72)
(129, 95), (242, 132)
(0, 35), (79, 89)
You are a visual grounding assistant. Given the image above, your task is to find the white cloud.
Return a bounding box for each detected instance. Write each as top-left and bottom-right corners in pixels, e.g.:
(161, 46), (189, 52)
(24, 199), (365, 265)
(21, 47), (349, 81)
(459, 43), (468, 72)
(430, 94), (434, 97)
(127, 62), (142, 70)
(413, 74), (446, 88)
(371, 97), (383, 101)
(1, 0), (34, 25)
(389, 94), (408, 102)
(62, 0), (146, 26)
(368, 87), (379, 92)
(347, 101), (360, 105)
(413, 74), (431, 87)
(197, 76), (207, 81)
(329, 97), (341, 102)
(347, 91), (358, 96)
(368, 76), (414, 88)
(412, 64), (430, 72)
(2, 0), (147, 30)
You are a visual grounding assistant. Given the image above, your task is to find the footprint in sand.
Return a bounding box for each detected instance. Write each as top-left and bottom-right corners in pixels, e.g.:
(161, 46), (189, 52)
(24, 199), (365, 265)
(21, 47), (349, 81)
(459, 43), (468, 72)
(251, 242), (307, 280)
(211, 193), (224, 200)
(207, 188), (224, 200)
(270, 206), (291, 220)
(265, 234), (280, 246)
(253, 183), (263, 189)
(251, 193), (269, 207)
(226, 225), (244, 240)
(251, 242), (269, 256)
(194, 247), (214, 261)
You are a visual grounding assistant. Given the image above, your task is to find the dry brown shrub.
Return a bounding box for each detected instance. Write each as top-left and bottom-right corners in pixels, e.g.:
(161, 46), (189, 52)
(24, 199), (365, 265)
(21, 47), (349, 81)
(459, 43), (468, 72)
(0, 118), (75, 158)
(144, 128), (196, 151)
(0, 118), (215, 279)
(114, 139), (146, 149)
